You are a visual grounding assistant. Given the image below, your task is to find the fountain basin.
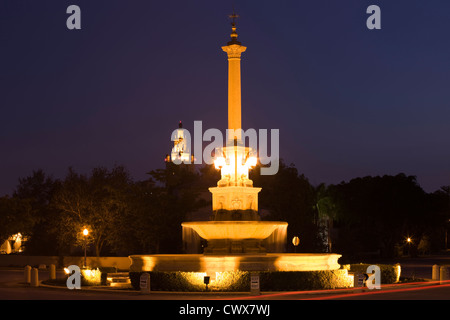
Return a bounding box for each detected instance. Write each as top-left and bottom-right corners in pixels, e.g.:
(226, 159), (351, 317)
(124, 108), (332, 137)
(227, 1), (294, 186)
(181, 221), (288, 240)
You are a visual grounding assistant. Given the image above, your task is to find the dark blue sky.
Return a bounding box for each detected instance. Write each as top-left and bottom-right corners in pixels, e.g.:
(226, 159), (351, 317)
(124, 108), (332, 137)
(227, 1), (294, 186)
(1, 0), (450, 195)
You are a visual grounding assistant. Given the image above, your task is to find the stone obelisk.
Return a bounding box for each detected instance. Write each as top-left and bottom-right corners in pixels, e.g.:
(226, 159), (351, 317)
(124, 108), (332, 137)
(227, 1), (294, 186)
(209, 14), (261, 224)
(222, 15), (246, 141)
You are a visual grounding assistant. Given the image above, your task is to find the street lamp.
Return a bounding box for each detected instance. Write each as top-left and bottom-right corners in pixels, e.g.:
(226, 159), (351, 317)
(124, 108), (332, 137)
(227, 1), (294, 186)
(406, 236), (412, 257)
(83, 228), (89, 267)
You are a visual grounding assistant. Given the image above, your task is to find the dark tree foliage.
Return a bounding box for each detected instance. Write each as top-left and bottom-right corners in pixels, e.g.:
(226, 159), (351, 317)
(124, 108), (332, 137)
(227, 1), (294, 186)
(51, 166), (132, 256)
(12, 170), (59, 255)
(251, 160), (325, 252)
(0, 196), (33, 245)
(323, 174), (449, 260)
(148, 162), (204, 253)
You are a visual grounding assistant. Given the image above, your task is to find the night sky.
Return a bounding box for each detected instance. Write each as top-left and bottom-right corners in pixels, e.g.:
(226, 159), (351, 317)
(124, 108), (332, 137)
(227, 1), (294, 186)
(1, 0), (450, 196)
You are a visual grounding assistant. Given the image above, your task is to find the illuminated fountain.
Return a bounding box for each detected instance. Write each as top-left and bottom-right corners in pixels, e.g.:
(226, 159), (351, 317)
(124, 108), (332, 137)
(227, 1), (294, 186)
(182, 138), (289, 255)
(129, 16), (342, 278)
(182, 17), (288, 256)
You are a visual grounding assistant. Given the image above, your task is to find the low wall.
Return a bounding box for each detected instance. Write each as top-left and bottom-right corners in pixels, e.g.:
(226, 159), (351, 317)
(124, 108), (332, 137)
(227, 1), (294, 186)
(0, 255), (131, 270)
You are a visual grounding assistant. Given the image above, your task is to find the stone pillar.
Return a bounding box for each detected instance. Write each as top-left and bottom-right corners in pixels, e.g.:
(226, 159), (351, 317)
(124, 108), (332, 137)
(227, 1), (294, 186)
(31, 267), (39, 287)
(24, 265), (31, 284)
(432, 264), (440, 281)
(49, 264), (56, 280)
(440, 265), (449, 285)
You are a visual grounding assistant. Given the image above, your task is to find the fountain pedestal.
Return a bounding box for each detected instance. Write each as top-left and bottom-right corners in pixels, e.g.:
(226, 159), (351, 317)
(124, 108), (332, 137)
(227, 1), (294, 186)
(209, 185), (260, 212)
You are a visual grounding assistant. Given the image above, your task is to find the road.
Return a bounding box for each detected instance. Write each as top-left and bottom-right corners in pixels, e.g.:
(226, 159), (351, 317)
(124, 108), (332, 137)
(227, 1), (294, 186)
(1, 269), (450, 300)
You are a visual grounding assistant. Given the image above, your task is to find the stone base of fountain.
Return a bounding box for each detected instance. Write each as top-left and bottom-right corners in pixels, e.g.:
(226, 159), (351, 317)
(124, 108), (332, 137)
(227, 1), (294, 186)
(129, 215), (342, 276)
(129, 253), (342, 274)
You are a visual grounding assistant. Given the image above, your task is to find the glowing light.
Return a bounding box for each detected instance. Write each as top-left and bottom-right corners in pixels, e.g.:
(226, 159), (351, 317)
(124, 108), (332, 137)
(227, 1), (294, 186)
(245, 156), (257, 168)
(11, 233), (22, 241)
(83, 228), (89, 236)
(181, 272), (208, 288)
(64, 267), (70, 274)
(178, 271), (249, 291)
(214, 156), (226, 169)
(213, 145), (257, 187)
(274, 253), (342, 271)
(348, 273), (355, 282)
(81, 268), (101, 285)
(395, 264), (401, 282)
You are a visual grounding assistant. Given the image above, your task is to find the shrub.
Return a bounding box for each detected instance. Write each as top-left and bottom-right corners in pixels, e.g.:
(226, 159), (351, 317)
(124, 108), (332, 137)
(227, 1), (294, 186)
(349, 263), (401, 284)
(80, 268), (102, 286)
(259, 269), (353, 291)
(129, 269), (353, 292)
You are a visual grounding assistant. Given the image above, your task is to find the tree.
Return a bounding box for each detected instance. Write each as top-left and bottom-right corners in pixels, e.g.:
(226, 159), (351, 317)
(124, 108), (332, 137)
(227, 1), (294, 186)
(251, 160), (324, 252)
(315, 183), (338, 253)
(52, 166), (131, 256)
(148, 162), (203, 253)
(12, 169), (59, 255)
(0, 196), (33, 245)
(324, 174), (437, 259)
(427, 186), (450, 251)
(110, 178), (167, 254)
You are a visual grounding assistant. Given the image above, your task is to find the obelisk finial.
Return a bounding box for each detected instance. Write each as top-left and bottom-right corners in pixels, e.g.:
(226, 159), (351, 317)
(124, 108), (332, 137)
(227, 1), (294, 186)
(227, 12), (241, 45)
(228, 11), (239, 25)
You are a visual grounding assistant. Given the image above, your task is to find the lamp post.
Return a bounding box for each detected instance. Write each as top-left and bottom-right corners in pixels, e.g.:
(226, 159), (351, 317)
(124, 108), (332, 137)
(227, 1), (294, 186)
(83, 228), (89, 268)
(406, 237), (412, 257)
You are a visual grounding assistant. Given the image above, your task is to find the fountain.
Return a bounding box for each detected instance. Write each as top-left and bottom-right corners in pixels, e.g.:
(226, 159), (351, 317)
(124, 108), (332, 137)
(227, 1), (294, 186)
(129, 15), (343, 285)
